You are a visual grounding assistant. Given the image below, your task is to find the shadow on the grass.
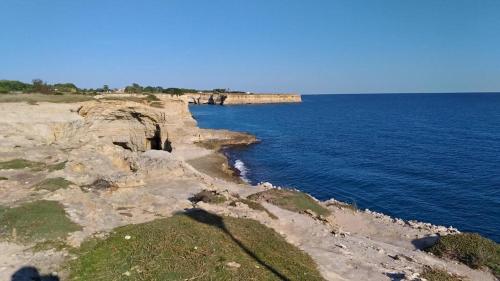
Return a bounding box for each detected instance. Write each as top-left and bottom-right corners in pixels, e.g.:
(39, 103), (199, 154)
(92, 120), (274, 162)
(184, 208), (291, 281)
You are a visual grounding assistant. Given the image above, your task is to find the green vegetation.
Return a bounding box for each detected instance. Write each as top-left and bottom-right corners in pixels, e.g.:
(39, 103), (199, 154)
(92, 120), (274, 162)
(124, 83), (143, 93)
(145, 94), (160, 101)
(248, 189), (331, 217)
(325, 200), (358, 212)
(0, 80), (32, 93)
(162, 87), (198, 96)
(426, 233), (500, 278)
(47, 161), (67, 172)
(149, 101), (164, 108)
(190, 190), (228, 204)
(54, 83), (78, 93)
(34, 177), (74, 192)
(124, 82), (198, 96)
(0, 159), (67, 172)
(31, 239), (73, 252)
(32, 79), (54, 94)
(0, 159), (45, 170)
(0, 200), (82, 243)
(420, 267), (464, 281)
(1, 79), (247, 97)
(231, 199), (278, 219)
(68, 210), (323, 281)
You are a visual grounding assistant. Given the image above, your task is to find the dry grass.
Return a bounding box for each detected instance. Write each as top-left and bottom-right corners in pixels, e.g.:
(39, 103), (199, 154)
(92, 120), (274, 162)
(0, 93), (94, 103)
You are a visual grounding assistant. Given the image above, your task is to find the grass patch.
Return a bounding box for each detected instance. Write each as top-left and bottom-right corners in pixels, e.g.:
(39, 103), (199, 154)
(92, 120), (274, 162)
(30, 239), (73, 252)
(0, 176), (7, 180)
(426, 233), (500, 278)
(0, 93), (94, 103)
(68, 210), (323, 281)
(0, 159), (45, 170)
(47, 161), (67, 172)
(190, 190), (228, 204)
(145, 94), (160, 101)
(420, 266), (464, 281)
(325, 200), (358, 212)
(99, 96), (146, 103)
(231, 199), (278, 219)
(34, 177), (74, 192)
(149, 101), (164, 108)
(248, 189), (331, 217)
(0, 200), (82, 243)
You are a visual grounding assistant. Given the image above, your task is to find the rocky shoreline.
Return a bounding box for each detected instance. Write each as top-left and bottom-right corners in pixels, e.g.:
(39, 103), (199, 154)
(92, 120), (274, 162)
(0, 97), (496, 281)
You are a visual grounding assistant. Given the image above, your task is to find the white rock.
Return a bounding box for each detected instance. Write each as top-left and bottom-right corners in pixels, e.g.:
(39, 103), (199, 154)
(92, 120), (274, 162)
(226, 261), (241, 268)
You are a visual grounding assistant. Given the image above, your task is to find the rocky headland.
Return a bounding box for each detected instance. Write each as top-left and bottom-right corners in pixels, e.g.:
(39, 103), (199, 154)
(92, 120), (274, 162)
(184, 92), (302, 105)
(0, 96), (497, 281)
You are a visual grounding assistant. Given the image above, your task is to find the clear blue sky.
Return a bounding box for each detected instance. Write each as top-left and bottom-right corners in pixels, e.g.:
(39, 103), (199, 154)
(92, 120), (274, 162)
(1, 0), (499, 94)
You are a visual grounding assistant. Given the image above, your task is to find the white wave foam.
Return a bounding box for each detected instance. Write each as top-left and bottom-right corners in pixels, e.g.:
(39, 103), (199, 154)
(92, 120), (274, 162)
(234, 159), (250, 182)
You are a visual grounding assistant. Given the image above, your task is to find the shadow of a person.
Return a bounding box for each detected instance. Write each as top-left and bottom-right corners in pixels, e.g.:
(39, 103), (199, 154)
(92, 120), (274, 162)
(11, 266), (59, 281)
(183, 209), (291, 281)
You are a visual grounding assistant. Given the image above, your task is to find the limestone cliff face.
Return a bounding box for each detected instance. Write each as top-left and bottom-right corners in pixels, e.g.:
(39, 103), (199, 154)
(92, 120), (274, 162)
(184, 93), (302, 105)
(0, 99), (256, 187)
(76, 101), (171, 152)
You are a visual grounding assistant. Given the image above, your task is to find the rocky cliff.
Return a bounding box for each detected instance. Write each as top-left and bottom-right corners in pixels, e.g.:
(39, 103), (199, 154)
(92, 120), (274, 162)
(184, 93), (302, 105)
(0, 98), (496, 281)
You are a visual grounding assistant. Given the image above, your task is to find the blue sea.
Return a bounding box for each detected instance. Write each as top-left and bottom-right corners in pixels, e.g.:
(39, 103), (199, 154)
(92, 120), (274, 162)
(189, 93), (500, 242)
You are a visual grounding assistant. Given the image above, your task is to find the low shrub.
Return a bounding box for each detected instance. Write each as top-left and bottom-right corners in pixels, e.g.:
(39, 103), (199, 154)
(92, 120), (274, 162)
(145, 94), (160, 101)
(426, 233), (499, 278)
(420, 266), (464, 281)
(190, 190), (227, 204)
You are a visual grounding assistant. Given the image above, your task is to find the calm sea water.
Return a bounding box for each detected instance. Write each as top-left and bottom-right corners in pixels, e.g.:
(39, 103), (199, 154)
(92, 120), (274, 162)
(190, 93), (500, 242)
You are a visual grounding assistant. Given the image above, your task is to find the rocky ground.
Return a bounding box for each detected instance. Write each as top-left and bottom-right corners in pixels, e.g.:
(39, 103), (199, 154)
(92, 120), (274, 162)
(0, 99), (496, 280)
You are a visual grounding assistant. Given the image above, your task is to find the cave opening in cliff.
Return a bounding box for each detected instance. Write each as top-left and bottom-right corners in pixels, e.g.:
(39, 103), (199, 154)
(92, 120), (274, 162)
(164, 138), (173, 152)
(148, 124), (162, 150)
(113, 142), (132, 151)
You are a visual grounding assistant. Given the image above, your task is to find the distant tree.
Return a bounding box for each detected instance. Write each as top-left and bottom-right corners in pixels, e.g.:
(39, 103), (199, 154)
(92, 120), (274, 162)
(103, 85), (109, 92)
(143, 86), (155, 93)
(54, 83), (78, 93)
(213, 88), (227, 93)
(161, 87), (197, 96)
(125, 83), (143, 93)
(32, 79), (53, 94)
(0, 80), (32, 93)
